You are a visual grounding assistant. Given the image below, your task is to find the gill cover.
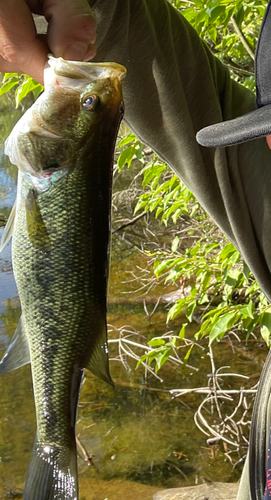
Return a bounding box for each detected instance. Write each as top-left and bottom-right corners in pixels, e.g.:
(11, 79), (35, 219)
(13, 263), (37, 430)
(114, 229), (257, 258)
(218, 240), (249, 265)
(4, 56), (126, 174)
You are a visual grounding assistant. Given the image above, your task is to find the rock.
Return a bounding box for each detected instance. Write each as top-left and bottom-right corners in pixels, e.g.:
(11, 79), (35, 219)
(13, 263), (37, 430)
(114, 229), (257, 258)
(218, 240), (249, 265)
(153, 482), (239, 500)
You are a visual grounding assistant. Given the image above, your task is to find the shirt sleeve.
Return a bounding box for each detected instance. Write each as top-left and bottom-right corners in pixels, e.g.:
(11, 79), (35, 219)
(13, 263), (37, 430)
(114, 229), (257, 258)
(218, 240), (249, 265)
(89, 0), (271, 302)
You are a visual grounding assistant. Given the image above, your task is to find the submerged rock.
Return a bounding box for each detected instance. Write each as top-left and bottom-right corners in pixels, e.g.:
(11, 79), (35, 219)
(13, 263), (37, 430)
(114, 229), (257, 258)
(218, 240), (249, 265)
(153, 482), (238, 500)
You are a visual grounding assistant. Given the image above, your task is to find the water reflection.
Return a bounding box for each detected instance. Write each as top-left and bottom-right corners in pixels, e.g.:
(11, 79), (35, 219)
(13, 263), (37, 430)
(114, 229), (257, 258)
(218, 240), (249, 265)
(0, 234), (17, 315)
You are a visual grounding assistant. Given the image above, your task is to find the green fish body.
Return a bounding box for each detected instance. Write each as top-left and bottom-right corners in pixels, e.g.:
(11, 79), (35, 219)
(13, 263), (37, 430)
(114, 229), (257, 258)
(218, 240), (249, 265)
(0, 57), (126, 500)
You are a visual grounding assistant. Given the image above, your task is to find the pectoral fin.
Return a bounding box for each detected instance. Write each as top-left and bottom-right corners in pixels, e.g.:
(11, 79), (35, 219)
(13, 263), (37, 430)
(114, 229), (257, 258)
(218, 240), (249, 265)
(0, 316), (30, 374)
(25, 190), (50, 248)
(86, 322), (114, 387)
(0, 198), (16, 252)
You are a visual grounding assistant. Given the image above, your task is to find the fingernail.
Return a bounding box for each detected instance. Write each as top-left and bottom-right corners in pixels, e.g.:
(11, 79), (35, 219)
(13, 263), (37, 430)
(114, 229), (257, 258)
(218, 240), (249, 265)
(63, 44), (86, 61)
(83, 43), (97, 61)
(89, 32), (96, 44)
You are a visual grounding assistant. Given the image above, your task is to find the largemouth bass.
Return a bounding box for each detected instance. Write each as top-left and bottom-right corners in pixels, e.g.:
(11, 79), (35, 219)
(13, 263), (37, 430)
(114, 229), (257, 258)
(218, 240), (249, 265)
(0, 56), (126, 500)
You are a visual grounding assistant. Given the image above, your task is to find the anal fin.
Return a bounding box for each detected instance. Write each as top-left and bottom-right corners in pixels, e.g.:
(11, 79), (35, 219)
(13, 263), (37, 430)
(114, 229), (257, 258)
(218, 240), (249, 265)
(0, 316), (30, 375)
(85, 322), (114, 387)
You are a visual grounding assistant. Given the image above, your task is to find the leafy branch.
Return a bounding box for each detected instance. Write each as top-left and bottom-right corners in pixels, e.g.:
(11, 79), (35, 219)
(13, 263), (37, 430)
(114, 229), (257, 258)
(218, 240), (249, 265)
(0, 73), (43, 108)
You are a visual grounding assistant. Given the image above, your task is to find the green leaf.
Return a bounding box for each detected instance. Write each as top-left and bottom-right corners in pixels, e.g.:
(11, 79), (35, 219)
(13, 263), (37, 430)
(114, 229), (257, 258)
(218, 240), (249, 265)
(244, 300), (254, 319)
(200, 271), (212, 292)
(243, 261), (251, 281)
(119, 133), (136, 147)
(0, 79), (19, 97)
(209, 312), (237, 344)
(154, 259), (175, 277)
(155, 349), (171, 372)
(135, 143), (143, 161)
(171, 236), (179, 253)
(136, 352), (152, 368)
(235, 5), (244, 27)
(261, 311), (271, 331)
(195, 10), (208, 26)
(167, 298), (189, 322)
(186, 300), (197, 322)
(15, 77), (42, 108)
(172, 208), (182, 223)
(198, 293), (209, 305)
(3, 72), (21, 81)
(226, 274), (236, 287)
(117, 145), (135, 170)
(32, 84), (43, 100)
(219, 242), (236, 261)
(261, 325), (271, 346)
(210, 6), (225, 23)
(134, 197), (148, 214)
(179, 323), (187, 339)
(208, 27), (217, 43)
(148, 338), (166, 346)
(164, 269), (180, 283)
(182, 345), (194, 369)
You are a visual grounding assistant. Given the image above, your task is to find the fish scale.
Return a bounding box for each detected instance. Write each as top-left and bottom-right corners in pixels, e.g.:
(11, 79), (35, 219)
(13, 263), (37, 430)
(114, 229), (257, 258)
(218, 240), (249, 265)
(0, 57), (126, 500)
(14, 161), (108, 449)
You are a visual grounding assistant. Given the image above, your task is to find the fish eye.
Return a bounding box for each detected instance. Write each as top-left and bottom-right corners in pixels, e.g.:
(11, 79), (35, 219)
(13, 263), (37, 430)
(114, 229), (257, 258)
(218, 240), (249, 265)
(82, 94), (99, 111)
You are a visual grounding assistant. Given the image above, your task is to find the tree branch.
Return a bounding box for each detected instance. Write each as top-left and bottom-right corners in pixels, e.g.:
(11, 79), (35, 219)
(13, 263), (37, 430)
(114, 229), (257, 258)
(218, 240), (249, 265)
(231, 16), (255, 61)
(112, 211), (147, 233)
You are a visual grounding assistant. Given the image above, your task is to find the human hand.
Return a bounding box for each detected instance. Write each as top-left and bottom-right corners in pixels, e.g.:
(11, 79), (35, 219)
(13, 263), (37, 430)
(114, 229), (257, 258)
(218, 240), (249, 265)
(0, 0), (97, 84)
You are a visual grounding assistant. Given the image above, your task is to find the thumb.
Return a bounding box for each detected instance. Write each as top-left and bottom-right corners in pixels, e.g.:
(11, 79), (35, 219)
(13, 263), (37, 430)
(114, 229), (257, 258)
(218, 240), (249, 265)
(43, 0), (97, 61)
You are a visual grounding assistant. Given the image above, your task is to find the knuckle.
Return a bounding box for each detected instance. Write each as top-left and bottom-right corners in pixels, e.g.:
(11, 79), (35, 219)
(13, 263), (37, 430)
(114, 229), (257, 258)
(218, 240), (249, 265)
(0, 43), (32, 71)
(73, 14), (96, 39)
(0, 44), (20, 64)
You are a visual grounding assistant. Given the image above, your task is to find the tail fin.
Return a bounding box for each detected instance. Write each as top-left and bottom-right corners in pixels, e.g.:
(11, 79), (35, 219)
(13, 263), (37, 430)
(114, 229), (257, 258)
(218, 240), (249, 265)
(23, 434), (78, 500)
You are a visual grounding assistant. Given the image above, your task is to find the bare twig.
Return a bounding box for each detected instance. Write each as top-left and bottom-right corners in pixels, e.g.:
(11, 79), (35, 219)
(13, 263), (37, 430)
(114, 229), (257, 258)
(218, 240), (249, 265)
(112, 211), (147, 233)
(171, 388), (257, 396)
(76, 436), (97, 469)
(231, 16), (255, 60)
(108, 336), (198, 371)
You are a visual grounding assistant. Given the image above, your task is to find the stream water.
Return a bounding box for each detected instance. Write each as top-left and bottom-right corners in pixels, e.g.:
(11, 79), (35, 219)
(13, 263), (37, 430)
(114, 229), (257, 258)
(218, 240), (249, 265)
(0, 98), (268, 500)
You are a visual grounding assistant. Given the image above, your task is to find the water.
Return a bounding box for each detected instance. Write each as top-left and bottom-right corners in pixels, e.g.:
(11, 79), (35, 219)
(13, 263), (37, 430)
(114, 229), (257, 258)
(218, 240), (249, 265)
(0, 98), (268, 499)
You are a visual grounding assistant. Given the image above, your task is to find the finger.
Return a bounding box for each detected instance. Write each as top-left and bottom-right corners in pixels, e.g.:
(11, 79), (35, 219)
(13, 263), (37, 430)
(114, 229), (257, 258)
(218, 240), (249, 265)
(266, 136), (271, 150)
(83, 43), (97, 61)
(43, 0), (97, 61)
(0, 55), (25, 74)
(0, 1), (48, 83)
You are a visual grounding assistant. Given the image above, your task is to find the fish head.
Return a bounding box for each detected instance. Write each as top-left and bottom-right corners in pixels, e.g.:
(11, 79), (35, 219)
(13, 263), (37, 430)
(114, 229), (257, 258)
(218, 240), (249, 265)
(5, 57), (126, 175)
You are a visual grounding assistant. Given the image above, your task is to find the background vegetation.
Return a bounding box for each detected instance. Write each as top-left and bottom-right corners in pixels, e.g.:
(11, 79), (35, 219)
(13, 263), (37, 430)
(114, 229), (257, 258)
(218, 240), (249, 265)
(114, 0), (270, 373)
(0, 0), (269, 469)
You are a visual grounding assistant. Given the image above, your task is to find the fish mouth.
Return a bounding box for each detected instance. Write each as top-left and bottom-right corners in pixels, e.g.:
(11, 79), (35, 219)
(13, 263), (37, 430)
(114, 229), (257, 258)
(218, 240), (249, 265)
(24, 168), (69, 193)
(48, 56), (127, 82)
(37, 172), (53, 179)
